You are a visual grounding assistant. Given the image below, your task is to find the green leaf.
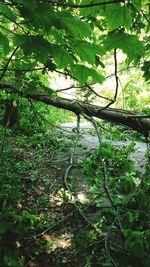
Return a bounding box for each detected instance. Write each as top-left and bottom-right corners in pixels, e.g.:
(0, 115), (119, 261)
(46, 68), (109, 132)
(103, 32), (144, 62)
(132, 0), (141, 11)
(90, 68), (105, 84)
(124, 230), (144, 258)
(95, 55), (105, 68)
(131, 240), (144, 258)
(15, 35), (74, 68)
(0, 33), (9, 54)
(52, 46), (74, 68)
(14, 35), (52, 63)
(73, 65), (89, 84)
(105, 4), (132, 30)
(123, 229), (132, 238)
(141, 60), (150, 82)
(0, 3), (17, 21)
(16, 0), (37, 9)
(72, 41), (104, 65)
(45, 59), (56, 71)
(0, 222), (7, 234)
(73, 64), (104, 84)
(4, 254), (23, 267)
(79, 0), (104, 16)
(19, 3), (60, 32)
(59, 11), (91, 38)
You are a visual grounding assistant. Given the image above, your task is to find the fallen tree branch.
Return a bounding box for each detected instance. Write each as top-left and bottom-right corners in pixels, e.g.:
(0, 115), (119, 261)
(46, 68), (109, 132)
(0, 82), (150, 133)
(64, 114), (80, 191)
(82, 113), (102, 143)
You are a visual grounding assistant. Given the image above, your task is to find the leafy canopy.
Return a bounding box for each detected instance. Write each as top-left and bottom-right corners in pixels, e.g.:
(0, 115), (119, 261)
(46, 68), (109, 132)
(0, 0), (149, 93)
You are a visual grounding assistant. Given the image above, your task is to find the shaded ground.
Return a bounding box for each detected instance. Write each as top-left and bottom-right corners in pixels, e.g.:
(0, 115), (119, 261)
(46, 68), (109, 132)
(60, 122), (147, 173)
(9, 123), (148, 266)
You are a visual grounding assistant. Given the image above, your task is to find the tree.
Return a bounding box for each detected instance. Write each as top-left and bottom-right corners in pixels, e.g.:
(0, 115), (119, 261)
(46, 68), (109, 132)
(0, 0), (149, 133)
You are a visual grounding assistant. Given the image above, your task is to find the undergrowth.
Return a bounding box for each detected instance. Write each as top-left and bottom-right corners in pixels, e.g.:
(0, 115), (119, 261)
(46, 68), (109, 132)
(0, 125), (72, 267)
(78, 141), (150, 267)
(0, 123), (150, 267)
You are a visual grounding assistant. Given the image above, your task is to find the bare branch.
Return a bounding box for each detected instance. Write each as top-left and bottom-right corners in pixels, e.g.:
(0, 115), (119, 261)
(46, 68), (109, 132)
(102, 160), (116, 209)
(0, 82), (150, 133)
(85, 83), (112, 101)
(56, 84), (75, 92)
(141, 10), (150, 23)
(0, 47), (20, 81)
(28, 99), (72, 134)
(40, 0), (124, 8)
(0, 12), (28, 34)
(114, 48), (119, 101)
(95, 48), (119, 111)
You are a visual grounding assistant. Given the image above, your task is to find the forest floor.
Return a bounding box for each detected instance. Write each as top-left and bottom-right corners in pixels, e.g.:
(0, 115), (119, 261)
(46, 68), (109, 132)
(4, 123), (146, 267)
(9, 122), (148, 267)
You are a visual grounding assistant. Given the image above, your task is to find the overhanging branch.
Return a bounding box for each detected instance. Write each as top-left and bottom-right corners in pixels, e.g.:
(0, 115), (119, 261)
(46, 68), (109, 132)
(40, 0), (124, 8)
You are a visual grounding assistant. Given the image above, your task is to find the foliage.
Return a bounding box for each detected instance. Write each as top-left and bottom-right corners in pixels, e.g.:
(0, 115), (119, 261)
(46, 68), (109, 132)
(0, 0), (149, 133)
(96, 120), (146, 141)
(0, 0), (149, 97)
(0, 1), (150, 267)
(80, 141), (136, 195)
(0, 123), (150, 266)
(79, 141), (150, 267)
(0, 126), (70, 266)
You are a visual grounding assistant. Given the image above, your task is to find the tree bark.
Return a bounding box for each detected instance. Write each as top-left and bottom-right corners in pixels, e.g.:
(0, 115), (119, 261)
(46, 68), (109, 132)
(30, 94), (150, 134)
(3, 100), (18, 127)
(0, 82), (150, 134)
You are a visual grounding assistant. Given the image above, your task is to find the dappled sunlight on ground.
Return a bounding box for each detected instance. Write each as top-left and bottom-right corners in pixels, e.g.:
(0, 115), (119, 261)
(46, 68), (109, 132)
(77, 192), (91, 204)
(49, 189), (75, 206)
(44, 232), (73, 252)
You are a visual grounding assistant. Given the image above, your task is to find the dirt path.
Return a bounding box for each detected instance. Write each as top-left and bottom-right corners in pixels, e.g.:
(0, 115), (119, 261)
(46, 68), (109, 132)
(60, 122), (147, 169)
(23, 123), (148, 266)
(57, 122), (147, 201)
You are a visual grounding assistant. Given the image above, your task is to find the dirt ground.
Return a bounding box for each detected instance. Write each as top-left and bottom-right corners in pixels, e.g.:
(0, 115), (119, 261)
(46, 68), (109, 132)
(21, 123), (148, 266)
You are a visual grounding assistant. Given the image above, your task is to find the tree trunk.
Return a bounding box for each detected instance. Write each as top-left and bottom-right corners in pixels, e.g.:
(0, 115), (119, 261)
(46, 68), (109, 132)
(30, 94), (150, 134)
(0, 83), (150, 134)
(3, 100), (18, 127)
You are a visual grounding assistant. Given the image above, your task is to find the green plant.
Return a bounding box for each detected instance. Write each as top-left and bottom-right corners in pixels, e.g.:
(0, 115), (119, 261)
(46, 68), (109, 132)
(0, 128), (54, 266)
(0, 0), (149, 266)
(79, 141), (150, 266)
(0, 0), (149, 134)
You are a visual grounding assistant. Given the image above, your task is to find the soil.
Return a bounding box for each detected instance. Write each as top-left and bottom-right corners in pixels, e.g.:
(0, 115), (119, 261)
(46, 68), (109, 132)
(20, 122), (148, 266)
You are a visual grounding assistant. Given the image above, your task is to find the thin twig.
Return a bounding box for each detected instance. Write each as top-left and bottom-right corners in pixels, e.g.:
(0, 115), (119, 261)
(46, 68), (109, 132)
(0, 127), (7, 162)
(102, 160), (116, 209)
(141, 10), (150, 23)
(41, 0), (124, 8)
(56, 84), (75, 92)
(63, 116), (101, 228)
(37, 210), (74, 236)
(114, 48), (119, 101)
(95, 48), (119, 111)
(0, 67), (46, 72)
(0, 46), (20, 81)
(82, 114), (102, 143)
(85, 82), (112, 101)
(28, 99), (73, 134)
(104, 219), (119, 267)
(64, 114), (80, 190)
(0, 12), (28, 33)
(0, 24), (17, 35)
